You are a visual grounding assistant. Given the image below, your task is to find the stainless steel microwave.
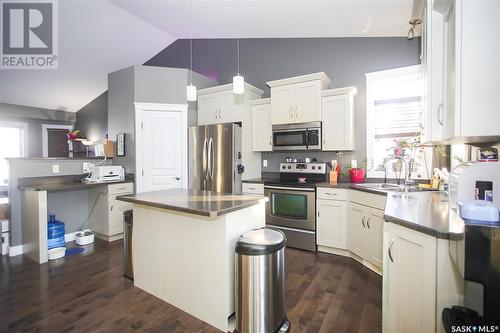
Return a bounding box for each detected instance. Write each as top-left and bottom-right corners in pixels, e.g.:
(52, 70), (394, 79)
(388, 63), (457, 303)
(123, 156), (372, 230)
(272, 121), (322, 151)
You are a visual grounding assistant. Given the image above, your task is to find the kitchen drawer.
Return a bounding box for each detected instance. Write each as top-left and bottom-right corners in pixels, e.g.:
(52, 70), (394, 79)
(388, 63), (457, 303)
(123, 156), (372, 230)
(349, 190), (386, 210)
(108, 182), (134, 196)
(242, 183), (264, 195)
(316, 187), (347, 201)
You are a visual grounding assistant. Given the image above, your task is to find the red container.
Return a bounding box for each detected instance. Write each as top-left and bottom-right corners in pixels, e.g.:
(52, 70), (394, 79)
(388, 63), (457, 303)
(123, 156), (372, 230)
(349, 168), (365, 183)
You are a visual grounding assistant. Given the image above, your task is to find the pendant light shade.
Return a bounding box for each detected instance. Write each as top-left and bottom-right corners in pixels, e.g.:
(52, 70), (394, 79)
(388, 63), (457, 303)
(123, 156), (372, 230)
(233, 74), (244, 95)
(187, 84), (197, 102)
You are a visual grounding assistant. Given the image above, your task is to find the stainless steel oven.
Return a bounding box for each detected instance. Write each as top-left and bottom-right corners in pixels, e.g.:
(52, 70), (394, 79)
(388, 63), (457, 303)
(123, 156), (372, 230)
(272, 121), (321, 151)
(264, 185), (316, 251)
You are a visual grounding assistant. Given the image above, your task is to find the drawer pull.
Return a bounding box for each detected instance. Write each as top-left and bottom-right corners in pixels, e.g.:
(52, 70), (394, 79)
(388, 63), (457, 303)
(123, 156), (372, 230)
(325, 192), (337, 196)
(366, 217), (371, 229)
(361, 216), (366, 228)
(248, 186), (256, 190)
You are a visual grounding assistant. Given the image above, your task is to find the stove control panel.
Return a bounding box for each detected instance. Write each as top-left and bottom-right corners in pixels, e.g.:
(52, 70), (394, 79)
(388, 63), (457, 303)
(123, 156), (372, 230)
(279, 162), (327, 174)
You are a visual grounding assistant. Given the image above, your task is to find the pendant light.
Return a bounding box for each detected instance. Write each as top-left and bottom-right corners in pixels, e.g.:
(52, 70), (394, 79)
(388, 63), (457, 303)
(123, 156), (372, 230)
(186, 0), (197, 102)
(232, 0), (244, 95)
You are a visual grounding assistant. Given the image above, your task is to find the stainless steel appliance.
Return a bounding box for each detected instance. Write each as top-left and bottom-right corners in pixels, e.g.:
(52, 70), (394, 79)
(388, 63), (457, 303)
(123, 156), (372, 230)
(123, 210), (133, 279)
(272, 121), (321, 151)
(189, 123), (243, 194)
(264, 162), (328, 251)
(235, 228), (289, 333)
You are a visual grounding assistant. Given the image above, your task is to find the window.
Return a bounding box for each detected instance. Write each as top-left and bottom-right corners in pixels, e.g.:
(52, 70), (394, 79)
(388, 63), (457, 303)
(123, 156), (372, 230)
(366, 65), (432, 179)
(0, 121), (28, 188)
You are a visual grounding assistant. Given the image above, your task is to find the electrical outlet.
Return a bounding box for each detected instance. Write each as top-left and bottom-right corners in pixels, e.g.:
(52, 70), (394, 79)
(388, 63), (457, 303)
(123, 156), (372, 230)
(263, 159), (268, 167)
(52, 164), (60, 173)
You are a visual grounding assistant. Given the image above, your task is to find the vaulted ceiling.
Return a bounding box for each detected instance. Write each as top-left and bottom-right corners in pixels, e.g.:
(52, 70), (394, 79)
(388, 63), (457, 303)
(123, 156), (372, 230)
(0, 0), (415, 113)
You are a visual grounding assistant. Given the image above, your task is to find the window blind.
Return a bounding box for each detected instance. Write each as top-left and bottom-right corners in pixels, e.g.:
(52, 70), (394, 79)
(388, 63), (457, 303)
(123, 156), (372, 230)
(374, 96), (421, 138)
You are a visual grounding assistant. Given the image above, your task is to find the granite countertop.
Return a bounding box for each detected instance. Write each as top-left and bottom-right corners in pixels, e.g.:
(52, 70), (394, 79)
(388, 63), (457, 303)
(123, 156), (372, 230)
(383, 191), (464, 239)
(117, 189), (268, 218)
(18, 174), (134, 191)
(242, 172), (279, 184)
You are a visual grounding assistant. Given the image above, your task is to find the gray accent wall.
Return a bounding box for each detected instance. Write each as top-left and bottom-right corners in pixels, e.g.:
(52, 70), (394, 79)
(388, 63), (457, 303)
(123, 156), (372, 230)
(75, 92), (108, 142)
(145, 38), (421, 171)
(0, 103), (76, 157)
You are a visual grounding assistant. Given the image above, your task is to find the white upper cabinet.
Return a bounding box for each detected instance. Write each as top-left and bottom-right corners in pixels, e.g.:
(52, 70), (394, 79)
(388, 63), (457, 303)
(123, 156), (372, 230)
(423, 0), (500, 142)
(251, 98), (272, 152)
(197, 83), (264, 126)
(267, 73), (331, 125)
(321, 87), (357, 151)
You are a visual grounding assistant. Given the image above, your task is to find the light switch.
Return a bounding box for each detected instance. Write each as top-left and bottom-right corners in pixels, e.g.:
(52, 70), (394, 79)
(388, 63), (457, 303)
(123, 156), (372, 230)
(263, 159), (268, 167)
(52, 164), (60, 173)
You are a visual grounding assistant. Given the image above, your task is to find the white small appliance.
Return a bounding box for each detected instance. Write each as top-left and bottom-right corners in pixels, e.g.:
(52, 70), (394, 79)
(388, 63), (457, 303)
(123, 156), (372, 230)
(83, 166), (125, 183)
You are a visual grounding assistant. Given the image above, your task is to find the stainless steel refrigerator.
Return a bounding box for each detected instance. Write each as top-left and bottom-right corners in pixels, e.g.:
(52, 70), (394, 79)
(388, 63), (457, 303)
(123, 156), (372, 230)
(189, 123), (243, 194)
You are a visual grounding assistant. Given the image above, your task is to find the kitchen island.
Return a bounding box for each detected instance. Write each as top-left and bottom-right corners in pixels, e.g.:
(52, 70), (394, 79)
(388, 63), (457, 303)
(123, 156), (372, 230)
(117, 189), (267, 332)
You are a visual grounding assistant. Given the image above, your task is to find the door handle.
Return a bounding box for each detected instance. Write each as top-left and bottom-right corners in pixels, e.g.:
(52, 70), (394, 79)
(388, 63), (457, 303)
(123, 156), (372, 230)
(317, 210), (320, 218)
(388, 239), (395, 262)
(209, 137), (215, 180)
(361, 216), (366, 228)
(437, 103), (444, 126)
(366, 217), (371, 229)
(110, 205), (113, 211)
(175, 177), (180, 181)
(202, 137), (208, 179)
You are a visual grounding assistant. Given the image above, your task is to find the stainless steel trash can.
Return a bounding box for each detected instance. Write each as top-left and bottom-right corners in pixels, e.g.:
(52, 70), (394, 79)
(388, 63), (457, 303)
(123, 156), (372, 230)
(123, 210), (133, 279)
(235, 228), (289, 333)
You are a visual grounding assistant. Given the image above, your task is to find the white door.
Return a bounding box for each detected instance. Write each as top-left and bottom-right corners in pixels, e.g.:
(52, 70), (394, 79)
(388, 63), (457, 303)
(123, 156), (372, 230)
(348, 202), (366, 258)
(140, 111), (183, 192)
(294, 80), (321, 123)
(366, 208), (384, 269)
(252, 103), (272, 151)
(317, 199), (347, 249)
(271, 85), (294, 124)
(385, 223), (437, 333)
(322, 95), (352, 151)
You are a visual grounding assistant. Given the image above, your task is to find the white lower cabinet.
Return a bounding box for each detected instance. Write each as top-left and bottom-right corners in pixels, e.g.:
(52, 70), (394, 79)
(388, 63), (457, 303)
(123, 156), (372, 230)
(88, 182), (134, 242)
(317, 199), (347, 249)
(348, 202), (384, 271)
(383, 222), (437, 333)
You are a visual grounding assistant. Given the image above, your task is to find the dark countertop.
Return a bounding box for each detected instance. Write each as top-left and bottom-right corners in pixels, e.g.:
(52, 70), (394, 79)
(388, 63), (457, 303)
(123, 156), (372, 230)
(116, 189), (268, 218)
(383, 191), (464, 239)
(246, 173), (461, 238)
(18, 174), (134, 191)
(242, 172), (279, 184)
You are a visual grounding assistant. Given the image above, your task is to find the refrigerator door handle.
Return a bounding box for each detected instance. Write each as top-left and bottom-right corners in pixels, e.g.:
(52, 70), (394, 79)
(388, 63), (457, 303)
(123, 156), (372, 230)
(208, 137), (215, 180)
(202, 137), (208, 180)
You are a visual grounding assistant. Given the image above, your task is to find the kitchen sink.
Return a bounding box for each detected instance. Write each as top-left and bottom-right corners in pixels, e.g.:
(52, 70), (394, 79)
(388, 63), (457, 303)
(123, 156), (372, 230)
(353, 183), (436, 193)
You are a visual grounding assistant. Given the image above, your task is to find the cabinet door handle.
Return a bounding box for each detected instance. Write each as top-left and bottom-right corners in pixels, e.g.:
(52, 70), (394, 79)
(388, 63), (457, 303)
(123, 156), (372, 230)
(219, 109), (222, 118)
(361, 216), (366, 228)
(366, 217), (371, 229)
(436, 103), (444, 126)
(318, 210), (320, 218)
(388, 239), (395, 262)
(110, 205), (113, 211)
(175, 177), (181, 180)
(215, 110), (218, 118)
(290, 106), (294, 117)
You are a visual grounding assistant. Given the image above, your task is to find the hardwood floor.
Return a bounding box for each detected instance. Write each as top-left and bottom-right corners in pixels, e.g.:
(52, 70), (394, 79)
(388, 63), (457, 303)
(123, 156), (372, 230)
(0, 240), (381, 333)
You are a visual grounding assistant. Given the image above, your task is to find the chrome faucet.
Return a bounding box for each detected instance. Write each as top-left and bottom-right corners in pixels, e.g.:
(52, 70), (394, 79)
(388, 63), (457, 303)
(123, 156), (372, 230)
(383, 155), (413, 186)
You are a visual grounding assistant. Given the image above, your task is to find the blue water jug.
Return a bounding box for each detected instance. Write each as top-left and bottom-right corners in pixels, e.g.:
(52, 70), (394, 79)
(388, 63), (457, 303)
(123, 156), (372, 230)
(48, 214), (65, 249)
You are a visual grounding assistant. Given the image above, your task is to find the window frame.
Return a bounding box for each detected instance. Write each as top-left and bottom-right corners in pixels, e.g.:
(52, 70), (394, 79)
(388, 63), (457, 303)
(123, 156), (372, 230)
(365, 65), (424, 179)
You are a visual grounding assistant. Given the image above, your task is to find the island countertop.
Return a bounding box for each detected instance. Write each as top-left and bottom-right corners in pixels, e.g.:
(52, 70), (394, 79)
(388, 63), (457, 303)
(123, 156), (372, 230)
(116, 188), (268, 218)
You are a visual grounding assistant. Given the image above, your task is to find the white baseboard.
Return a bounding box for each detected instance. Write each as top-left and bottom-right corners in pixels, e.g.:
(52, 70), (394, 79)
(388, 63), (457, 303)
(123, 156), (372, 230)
(7, 231), (82, 257)
(9, 244), (23, 257)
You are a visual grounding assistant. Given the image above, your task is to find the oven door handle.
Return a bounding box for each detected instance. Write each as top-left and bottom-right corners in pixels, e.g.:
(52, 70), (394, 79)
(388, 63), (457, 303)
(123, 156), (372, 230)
(264, 185), (315, 192)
